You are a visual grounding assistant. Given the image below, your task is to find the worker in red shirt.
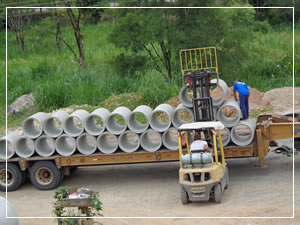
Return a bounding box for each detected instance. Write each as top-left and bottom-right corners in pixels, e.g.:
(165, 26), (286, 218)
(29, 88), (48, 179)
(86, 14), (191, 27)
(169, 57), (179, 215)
(233, 79), (250, 120)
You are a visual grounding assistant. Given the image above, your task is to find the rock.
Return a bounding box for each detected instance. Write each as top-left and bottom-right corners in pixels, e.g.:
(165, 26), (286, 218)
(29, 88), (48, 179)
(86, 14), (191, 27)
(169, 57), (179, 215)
(8, 93), (34, 115)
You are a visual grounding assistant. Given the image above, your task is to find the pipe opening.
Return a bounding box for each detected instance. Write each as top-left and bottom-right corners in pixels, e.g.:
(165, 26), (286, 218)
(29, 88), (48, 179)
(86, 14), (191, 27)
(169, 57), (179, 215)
(23, 118), (42, 138)
(210, 86), (223, 99)
(232, 124), (251, 140)
(140, 130), (161, 152)
(97, 133), (118, 154)
(162, 128), (178, 150)
(86, 115), (105, 135)
(107, 114), (126, 134)
(77, 134), (97, 155)
(217, 105), (240, 127)
(0, 140), (14, 159)
(35, 136), (55, 157)
(151, 111), (170, 131)
(55, 135), (76, 156)
(173, 109), (193, 128)
(231, 121), (255, 146)
(16, 138), (34, 158)
(44, 118), (63, 137)
(119, 131), (140, 153)
(128, 112), (148, 133)
(64, 116), (83, 136)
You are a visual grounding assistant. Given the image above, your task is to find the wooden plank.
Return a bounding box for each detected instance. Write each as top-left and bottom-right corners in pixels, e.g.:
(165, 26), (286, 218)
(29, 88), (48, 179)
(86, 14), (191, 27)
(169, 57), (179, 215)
(57, 198), (92, 208)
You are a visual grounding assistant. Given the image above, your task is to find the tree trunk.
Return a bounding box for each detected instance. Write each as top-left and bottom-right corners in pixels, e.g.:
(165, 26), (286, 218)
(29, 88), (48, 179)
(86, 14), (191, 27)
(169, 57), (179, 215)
(159, 41), (172, 80)
(66, 7), (86, 70)
(54, 7), (62, 51)
(75, 30), (85, 70)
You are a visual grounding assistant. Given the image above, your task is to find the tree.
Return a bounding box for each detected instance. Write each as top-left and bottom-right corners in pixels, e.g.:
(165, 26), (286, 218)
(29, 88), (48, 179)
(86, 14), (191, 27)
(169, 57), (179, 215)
(7, 8), (33, 54)
(109, 0), (260, 82)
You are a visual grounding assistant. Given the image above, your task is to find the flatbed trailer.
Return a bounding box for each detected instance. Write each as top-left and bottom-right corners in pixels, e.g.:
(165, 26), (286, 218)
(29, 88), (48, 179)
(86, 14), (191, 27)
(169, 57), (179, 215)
(0, 114), (299, 191)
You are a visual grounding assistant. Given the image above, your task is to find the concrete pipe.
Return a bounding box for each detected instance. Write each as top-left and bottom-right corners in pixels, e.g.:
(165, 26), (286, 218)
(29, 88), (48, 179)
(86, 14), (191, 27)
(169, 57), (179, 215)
(15, 137), (35, 158)
(140, 129), (162, 152)
(128, 105), (152, 133)
(231, 119), (256, 146)
(118, 131), (140, 153)
(162, 127), (178, 151)
(97, 132), (118, 154)
(106, 107), (132, 135)
(150, 104), (174, 132)
(172, 104), (194, 128)
(55, 135), (76, 156)
(64, 110), (89, 137)
(76, 133), (97, 155)
(85, 108), (110, 136)
(216, 128), (231, 147)
(216, 99), (241, 128)
(35, 135), (55, 157)
(22, 112), (49, 139)
(210, 79), (228, 106)
(213, 106), (219, 121)
(44, 111), (69, 138)
(179, 87), (194, 108)
(0, 132), (20, 160)
(0, 197), (19, 225)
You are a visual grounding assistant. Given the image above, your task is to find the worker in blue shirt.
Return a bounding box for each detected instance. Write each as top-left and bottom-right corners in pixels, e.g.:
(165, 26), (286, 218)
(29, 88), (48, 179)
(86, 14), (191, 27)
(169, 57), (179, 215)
(233, 79), (250, 120)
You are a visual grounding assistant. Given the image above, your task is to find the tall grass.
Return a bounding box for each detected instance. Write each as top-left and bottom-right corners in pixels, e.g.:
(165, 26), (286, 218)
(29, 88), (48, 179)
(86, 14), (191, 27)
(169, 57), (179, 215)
(0, 21), (297, 123)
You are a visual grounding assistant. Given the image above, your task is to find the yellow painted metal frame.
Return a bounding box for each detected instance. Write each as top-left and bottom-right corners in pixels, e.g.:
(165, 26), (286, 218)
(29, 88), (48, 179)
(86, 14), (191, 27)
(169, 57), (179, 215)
(178, 128), (226, 168)
(179, 47), (219, 82)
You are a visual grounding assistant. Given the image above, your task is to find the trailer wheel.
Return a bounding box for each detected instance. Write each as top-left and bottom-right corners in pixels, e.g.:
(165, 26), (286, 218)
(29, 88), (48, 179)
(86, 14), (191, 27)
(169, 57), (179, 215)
(30, 161), (62, 190)
(0, 163), (23, 192)
(181, 186), (189, 204)
(214, 184), (222, 203)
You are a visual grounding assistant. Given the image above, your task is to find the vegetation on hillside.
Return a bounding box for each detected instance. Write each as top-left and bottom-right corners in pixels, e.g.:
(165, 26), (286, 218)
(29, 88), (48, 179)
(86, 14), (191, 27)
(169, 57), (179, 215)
(0, 0), (297, 129)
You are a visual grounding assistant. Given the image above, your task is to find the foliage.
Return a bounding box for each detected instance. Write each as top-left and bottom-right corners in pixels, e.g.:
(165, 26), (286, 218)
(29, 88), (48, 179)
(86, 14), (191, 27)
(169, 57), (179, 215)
(0, 7), (296, 130)
(248, 0), (297, 25)
(109, 1), (273, 83)
(53, 186), (103, 225)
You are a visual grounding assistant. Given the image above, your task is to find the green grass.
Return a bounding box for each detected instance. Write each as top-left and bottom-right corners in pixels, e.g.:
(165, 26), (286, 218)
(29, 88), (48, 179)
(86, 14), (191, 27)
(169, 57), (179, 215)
(0, 21), (297, 131)
(250, 107), (273, 118)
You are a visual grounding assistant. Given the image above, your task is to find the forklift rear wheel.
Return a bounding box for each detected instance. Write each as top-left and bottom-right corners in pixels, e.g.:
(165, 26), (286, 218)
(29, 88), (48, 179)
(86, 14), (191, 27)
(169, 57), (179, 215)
(214, 184), (222, 203)
(181, 187), (189, 204)
(0, 163), (23, 192)
(30, 161), (62, 190)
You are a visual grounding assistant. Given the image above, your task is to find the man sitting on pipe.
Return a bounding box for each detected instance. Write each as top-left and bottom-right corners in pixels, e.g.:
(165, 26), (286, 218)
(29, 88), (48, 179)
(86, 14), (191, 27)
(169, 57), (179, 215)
(233, 79), (250, 120)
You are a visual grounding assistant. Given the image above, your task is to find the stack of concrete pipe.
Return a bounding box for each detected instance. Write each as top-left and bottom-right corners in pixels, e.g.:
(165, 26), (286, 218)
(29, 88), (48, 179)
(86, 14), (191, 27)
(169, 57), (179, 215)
(0, 102), (195, 160)
(0, 79), (257, 160)
(178, 78), (256, 147)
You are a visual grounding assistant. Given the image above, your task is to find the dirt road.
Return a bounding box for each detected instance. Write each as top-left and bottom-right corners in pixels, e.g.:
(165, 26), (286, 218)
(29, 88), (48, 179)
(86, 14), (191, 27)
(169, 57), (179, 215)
(1, 142), (299, 225)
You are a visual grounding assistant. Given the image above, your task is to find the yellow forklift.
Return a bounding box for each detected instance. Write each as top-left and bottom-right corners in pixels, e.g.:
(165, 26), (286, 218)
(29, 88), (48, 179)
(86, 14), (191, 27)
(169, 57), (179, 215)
(177, 121), (228, 204)
(178, 47), (228, 203)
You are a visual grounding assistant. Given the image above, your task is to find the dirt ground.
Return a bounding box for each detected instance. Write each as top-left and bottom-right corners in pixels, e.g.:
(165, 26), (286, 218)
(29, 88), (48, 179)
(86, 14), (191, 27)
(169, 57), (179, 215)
(0, 139), (299, 225)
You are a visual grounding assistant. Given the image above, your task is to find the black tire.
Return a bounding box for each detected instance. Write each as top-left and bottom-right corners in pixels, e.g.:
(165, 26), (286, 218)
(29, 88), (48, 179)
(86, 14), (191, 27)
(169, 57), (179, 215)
(181, 186), (189, 204)
(224, 167), (229, 189)
(29, 161), (62, 190)
(214, 184), (222, 203)
(0, 163), (23, 192)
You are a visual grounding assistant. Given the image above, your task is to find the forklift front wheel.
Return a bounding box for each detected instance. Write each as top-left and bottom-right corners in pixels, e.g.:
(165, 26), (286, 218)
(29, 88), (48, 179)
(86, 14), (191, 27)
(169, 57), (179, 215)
(181, 187), (189, 204)
(224, 167), (229, 189)
(214, 184), (222, 203)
